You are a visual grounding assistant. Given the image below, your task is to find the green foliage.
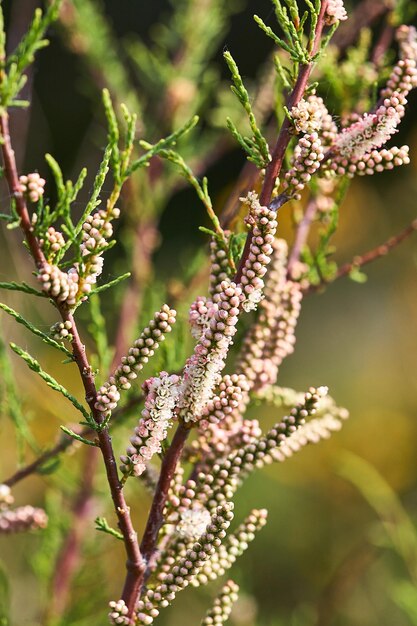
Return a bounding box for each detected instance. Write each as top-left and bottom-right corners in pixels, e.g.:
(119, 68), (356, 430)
(0, 302), (73, 359)
(254, 0), (322, 65)
(95, 516), (123, 540)
(0, 281), (45, 297)
(9, 343), (90, 420)
(60, 425), (98, 447)
(224, 50), (271, 169)
(317, 29), (378, 115)
(89, 272), (131, 297)
(131, 114), (199, 173)
(0, 332), (39, 461)
(0, 0), (61, 111)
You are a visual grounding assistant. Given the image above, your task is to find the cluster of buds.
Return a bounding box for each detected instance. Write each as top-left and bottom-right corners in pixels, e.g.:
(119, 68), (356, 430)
(290, 95), (326, 134)
(190, 376), (257, 467)
(0, 505), (48, 534)
(208, 232), (233, 297)
(120, 372), (181, 477)
(198, 374), (247, 430)
(176, 505), (212, 540)
(39, 226), (66, 262)
(324, 0), (348, 24)
(272, 408), (349, 463)
(38, 263), (79, 306)
(178, 281), (242, 423)
(334, 94), (404, 161)
(136, 504), (234, 625)
(191, 387), (329, 508)
(239, 192), (278, 312)
(283, 133), (324, 200)
(332, 145), (411, 178)
(381, 26), (417, 101)
(50, 320), (73, 342)
(19, 172), (45, 202)
(201, 580), (240, 626)
(108, 600), (129, 626)
(189, 296), (218, 340)
(256, 279), (303, 389)
(236, 239), (302, 391)
(191, 509), (268, 588)
(77, 207), (120, 296)
(254, 385), (349, 462)
(95, 305), (176, 415)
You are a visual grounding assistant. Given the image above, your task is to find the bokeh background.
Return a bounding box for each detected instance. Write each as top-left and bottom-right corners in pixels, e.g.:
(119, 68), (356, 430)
(1, 1), (417, 625)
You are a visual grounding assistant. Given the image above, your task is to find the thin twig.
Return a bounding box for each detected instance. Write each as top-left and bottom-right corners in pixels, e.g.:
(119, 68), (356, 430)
(0, 111), (145, 618)
(2, 393), (143, 488)
(306, 218), (417, 292)
(140, 422), (190, 561)
(335, 218), (417, 280)
(235, 0), (329, 282)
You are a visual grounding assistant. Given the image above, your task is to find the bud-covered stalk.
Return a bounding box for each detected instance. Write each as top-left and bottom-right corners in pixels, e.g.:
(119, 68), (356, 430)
(96, 305), (176, 416)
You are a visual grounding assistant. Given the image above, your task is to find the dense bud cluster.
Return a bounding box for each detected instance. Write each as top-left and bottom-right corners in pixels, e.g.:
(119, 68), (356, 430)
(179, 281), (243, 423)
(50, 320), (73, 342)
(381, 26), (417, 101)
(272, 409), (349, 462)
(209, 232), (233, 298)
(0, 505), (48, 533)
(290, 96), (326, 134)
(332, 145), (410, 178)
(190, 387), (329, 509)
(191, 509), (268, 587)
(324, 0), (347, 24)
(120, 372), (181, 477)
(108, 600), (130, 625)
(19, 172), (45, 202)
(77, 206), (120, 295)
(38, 263), (79, 306)
(236, 239), (302, 391)
(189, 296), (218, 340)
(135, 504), (235, 624)
(40, 226), (66, 261)
(239, 192), (278, 311)
(199, 374), (247, 429)
(96, 305), (176, 415)
(201, 580), (240, 626)
(283, 133), (325, 200)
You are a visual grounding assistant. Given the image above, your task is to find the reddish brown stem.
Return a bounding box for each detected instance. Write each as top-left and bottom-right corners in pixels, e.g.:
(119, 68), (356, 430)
(2, 392), (143, 488)
(335, 218), (417, 280)
(235, 1), (329, 283)
(140, 422), (190, 561)
(0, 111), (145, 618)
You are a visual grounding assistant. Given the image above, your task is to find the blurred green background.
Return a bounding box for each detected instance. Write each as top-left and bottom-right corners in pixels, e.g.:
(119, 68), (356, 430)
(1, 1), (417, 625)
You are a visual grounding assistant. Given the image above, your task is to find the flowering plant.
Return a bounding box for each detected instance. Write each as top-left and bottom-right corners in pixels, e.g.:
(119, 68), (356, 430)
(0, 1), (416, 624)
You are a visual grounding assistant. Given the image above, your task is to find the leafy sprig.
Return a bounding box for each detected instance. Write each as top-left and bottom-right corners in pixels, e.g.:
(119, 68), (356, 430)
(223, 51), (271, 169)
